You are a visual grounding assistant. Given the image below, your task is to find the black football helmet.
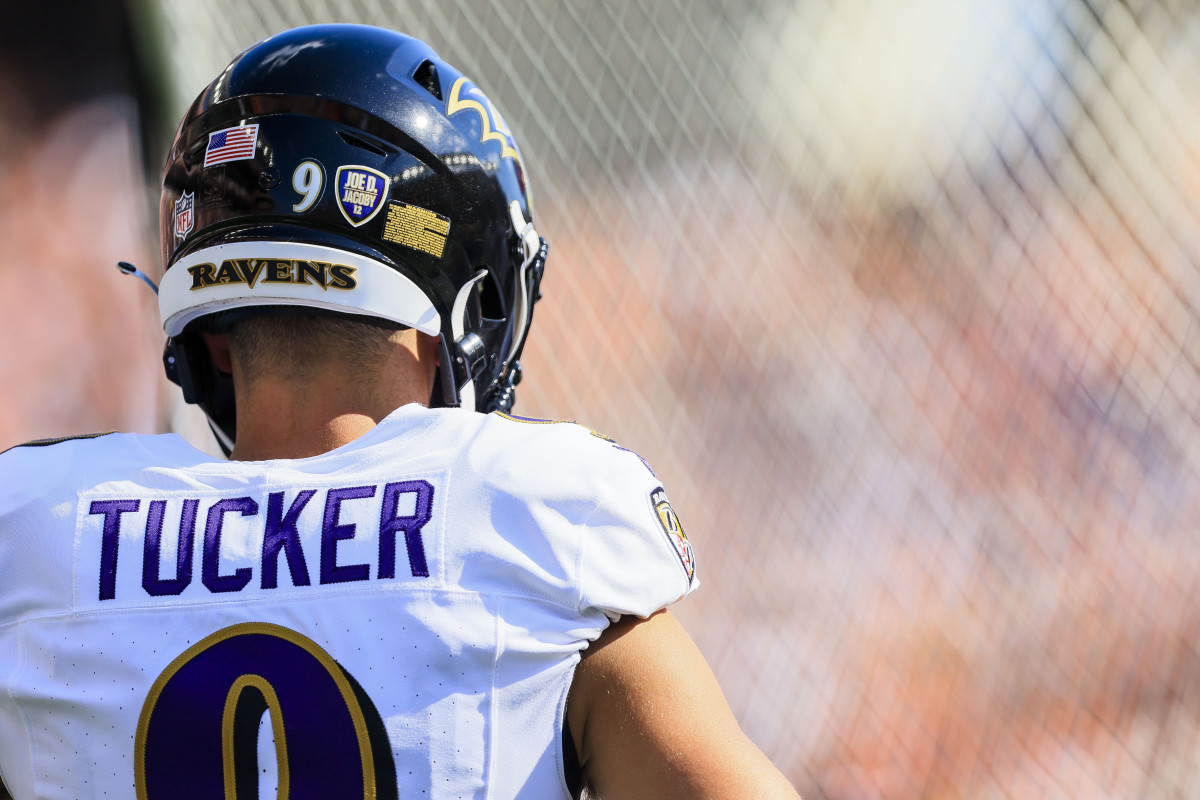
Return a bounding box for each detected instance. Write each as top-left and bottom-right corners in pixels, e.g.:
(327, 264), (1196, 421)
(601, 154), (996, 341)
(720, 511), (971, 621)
(158, 24), (547, 451)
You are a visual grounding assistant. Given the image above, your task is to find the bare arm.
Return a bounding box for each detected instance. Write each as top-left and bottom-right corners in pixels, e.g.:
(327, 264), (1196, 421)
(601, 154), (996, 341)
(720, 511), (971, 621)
(568, 609), (801, 800)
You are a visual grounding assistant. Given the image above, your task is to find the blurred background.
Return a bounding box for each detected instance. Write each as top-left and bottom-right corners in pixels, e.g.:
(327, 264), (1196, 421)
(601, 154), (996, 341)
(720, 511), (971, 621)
(4, 0), (1200, 796)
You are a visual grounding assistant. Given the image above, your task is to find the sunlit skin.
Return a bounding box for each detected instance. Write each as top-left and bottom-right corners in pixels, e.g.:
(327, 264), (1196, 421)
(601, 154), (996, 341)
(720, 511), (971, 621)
(201, 328), (438, 462)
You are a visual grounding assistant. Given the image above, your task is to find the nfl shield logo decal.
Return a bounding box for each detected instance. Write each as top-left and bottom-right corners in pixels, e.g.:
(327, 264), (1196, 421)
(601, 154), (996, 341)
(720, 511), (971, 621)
(173, 191), (194, 239)
(335, 165), (390, 227)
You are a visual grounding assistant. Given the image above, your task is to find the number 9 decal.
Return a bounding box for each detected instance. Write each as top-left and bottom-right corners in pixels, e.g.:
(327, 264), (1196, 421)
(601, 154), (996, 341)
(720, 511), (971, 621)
(292, 160), (325, 212)
(135, 622), (397, 799)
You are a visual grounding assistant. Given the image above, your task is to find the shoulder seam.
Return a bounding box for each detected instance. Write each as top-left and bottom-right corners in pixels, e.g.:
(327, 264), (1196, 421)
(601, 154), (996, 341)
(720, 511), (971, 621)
(1, 431), (117, 455)
(491, 411), (571, 425)
(492, 412), (623, 446)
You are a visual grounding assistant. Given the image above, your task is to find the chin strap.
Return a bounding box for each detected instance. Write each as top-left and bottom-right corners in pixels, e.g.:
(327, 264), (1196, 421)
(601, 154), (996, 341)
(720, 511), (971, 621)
(504, 202), (542, 367)
(486, 203), (547, 412)
(486, 239), (547, 413)
(445, 204), (548, 413)
(119, 261), (238, 456)
(446, 270), (490, 410)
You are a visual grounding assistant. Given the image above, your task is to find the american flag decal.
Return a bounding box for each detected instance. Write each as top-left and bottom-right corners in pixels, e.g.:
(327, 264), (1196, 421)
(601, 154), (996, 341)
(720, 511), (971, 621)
(203, 125), (259, 167)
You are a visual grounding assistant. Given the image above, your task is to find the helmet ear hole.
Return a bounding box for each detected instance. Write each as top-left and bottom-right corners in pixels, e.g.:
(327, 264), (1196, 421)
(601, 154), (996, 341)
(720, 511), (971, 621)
(477, 268), (507, 321)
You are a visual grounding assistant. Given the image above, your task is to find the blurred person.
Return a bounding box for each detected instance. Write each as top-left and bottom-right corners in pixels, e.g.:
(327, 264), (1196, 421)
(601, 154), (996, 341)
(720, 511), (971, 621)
(0, 24), (799, 800)
(0, 0), (161, 450)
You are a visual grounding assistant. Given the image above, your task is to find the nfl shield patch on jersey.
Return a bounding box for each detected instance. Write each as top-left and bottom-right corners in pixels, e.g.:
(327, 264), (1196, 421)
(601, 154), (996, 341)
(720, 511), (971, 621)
(651, 487), (695, 582)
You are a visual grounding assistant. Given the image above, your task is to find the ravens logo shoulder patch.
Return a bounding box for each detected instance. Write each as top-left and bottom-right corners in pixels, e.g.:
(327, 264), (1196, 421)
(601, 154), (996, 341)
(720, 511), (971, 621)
(651, 487), (695, 583)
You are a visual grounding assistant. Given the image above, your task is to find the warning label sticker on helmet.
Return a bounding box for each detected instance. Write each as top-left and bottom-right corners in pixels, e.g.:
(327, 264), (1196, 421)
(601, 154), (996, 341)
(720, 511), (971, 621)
(335, 165), (390, 227)
(382, 202), (450, 258)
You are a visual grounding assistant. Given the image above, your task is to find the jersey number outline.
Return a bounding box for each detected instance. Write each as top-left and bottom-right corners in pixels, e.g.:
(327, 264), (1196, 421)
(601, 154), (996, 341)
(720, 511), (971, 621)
(135, 622), (398, 799)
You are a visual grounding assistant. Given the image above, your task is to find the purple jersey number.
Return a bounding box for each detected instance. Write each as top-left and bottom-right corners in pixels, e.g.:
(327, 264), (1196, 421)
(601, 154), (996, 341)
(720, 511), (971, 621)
(135, 622), (397, 799)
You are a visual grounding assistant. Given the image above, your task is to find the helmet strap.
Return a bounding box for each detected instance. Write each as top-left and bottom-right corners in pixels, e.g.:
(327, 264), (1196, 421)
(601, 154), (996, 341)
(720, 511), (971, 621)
(441, 269), (490, 409)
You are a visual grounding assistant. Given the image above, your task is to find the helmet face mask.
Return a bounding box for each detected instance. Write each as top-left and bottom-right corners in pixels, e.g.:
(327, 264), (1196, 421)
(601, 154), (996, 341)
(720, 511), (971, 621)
(158, 24), (547, 448)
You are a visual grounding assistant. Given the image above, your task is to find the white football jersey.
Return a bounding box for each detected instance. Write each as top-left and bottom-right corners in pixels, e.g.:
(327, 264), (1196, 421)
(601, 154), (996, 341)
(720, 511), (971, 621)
(0, 405), (698, 800)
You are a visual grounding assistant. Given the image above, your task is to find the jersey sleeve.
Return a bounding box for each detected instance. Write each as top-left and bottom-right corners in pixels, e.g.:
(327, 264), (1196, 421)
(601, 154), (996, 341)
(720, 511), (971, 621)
(0, 439), (106, 627)
(468, 413), (699, 623)
(575, 452), (699, 621)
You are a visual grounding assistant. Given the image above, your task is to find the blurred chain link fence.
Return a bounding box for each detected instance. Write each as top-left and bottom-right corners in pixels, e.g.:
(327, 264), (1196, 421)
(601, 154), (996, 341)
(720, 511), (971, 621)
(147, 0), (1200, 796)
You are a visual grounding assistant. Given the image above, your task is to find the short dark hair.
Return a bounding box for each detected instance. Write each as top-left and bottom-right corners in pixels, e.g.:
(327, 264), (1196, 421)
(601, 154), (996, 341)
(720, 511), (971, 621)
(227, 313), (406, 383)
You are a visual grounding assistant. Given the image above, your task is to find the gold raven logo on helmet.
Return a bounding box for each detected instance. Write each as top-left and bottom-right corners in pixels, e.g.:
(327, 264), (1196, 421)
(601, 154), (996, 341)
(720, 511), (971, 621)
(446, 77), (524, 167)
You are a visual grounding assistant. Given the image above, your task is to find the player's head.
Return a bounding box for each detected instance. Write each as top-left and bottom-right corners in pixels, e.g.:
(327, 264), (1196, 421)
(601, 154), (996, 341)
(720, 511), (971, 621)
(158, 23), (547, 450)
